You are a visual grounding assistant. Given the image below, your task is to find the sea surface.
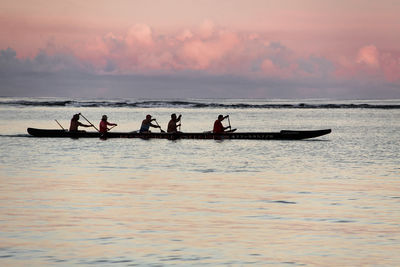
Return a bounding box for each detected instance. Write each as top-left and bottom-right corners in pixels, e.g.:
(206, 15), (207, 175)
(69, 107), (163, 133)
(1, 97), (399, 266)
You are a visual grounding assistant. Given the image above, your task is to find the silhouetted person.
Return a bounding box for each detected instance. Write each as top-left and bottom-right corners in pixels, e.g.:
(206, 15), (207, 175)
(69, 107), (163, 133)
(213, 115), (231, 133)
(140, 114), (160, 133)
(167, 113), (182, 133)
(99, 115), (117, 133)
(69, 114), (92, 132)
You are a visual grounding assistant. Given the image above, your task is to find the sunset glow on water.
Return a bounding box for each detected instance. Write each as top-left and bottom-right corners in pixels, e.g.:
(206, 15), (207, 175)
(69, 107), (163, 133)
(1, 98), (399, 266)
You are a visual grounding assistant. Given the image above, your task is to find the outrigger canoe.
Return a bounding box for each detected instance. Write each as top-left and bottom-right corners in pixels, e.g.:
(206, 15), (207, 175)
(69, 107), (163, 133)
(27, 128), (331, 140)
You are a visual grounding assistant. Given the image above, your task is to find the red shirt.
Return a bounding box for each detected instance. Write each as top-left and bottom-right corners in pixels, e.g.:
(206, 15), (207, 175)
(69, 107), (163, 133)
(213, 120), (224, 133)
(99, 120), (112, 133)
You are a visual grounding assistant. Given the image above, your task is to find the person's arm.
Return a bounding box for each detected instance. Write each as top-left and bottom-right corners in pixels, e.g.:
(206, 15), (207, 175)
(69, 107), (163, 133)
(150, 119), (160, 128)
(78, 122), (92, 127)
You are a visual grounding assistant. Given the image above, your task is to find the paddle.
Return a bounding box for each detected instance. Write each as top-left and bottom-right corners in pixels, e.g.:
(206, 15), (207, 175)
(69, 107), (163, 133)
(79, 113), (100, 132)
(154, 119), (165, 133)
(107, 125), (117, 132)
(227, 115), (232, 130)
(179, 114), (182, 131)
(55, 119), (66, 130)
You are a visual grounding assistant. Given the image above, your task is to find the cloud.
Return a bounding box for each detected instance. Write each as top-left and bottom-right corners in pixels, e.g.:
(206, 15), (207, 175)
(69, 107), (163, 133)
(1, 45), (399, 99)
(0, 47), (85, 74)
(125, 24), (154, 47)
(357, 45), (380, 68)
(181, 31), (239, 70)
(298, 55), (334, 78)
(176, 29), (194, 42)
(334, 45), (400, 83)
(7, 21), (393, 84)
(198, 19), (215, 39)
(1, 21), (400, 98)
(0, 48), (19, 73)
(380, 52), (400, 82)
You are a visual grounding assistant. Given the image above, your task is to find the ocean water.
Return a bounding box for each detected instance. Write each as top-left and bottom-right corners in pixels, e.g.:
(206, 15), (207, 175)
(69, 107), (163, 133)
(0, 97), (399, 266)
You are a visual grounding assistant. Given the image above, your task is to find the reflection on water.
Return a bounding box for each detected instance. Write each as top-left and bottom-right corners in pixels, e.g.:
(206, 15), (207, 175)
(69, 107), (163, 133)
(1, 169), (399, 266)
(1, 104), (400, 266)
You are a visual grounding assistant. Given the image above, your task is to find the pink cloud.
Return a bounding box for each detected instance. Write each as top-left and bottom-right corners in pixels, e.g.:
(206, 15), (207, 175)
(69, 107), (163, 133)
(357, 45), (380, 68)
(3, 16), (399, 85)
(380, 52), (400, 82)
(56, 24), (399, 85)
(176, 29), (194, 42)
(125, 24), (154, 47)
(261, 59), (277, 75)
(198, 19), (215, 39)
(181, 30), (239, 70)
(74, 37), (110, 66)
(261, 59), (298, 78)
(335, 45), (400, 82)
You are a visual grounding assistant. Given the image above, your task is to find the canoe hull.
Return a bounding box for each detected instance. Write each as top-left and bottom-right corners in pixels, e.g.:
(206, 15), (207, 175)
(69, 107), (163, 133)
(27, 128), (331, 140)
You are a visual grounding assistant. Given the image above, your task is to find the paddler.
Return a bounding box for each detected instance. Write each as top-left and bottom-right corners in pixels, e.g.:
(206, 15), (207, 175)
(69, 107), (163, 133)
(140, 114), (161, 133)
(213, 114), (231, 133)
(99, 115), (117, 133)
(167, 113), (182, 133)
(69, 113), (93, 132)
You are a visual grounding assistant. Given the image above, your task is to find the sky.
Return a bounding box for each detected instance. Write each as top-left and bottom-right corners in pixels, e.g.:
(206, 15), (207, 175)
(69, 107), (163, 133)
(0, 0), (399, 99)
